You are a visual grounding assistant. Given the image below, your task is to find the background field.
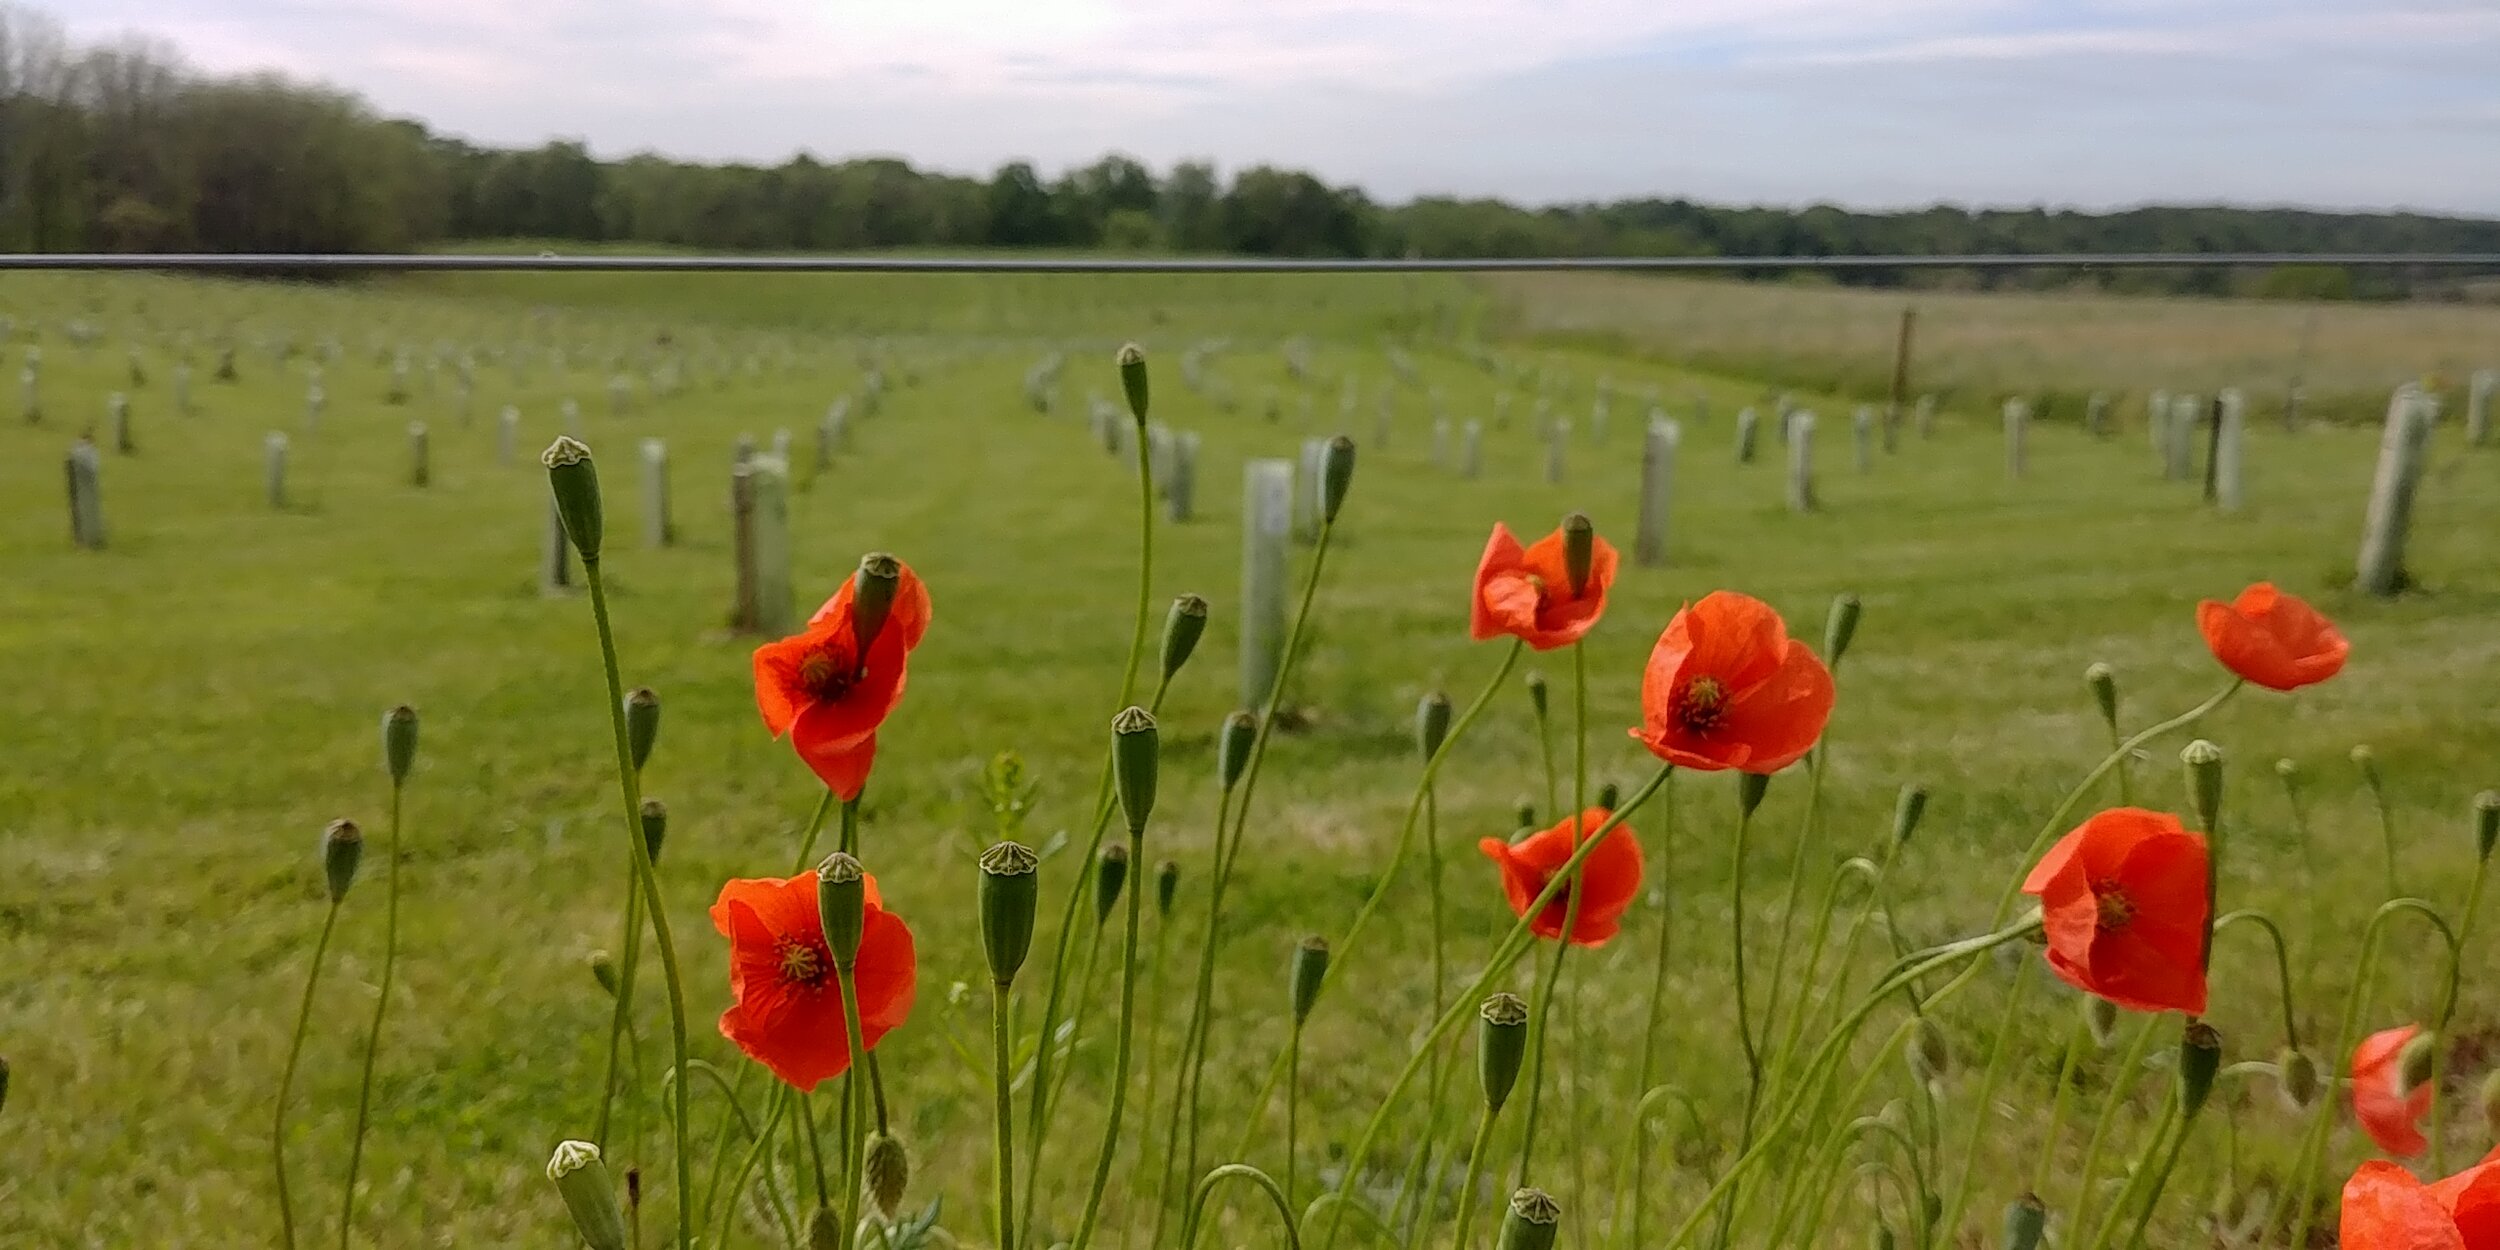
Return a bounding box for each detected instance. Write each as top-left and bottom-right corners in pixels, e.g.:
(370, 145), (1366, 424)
(3, 268), (2497, 1247)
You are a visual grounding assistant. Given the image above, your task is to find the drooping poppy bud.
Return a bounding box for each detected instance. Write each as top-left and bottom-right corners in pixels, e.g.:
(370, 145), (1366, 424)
(540, 436), (604, 561)
(1908, 1018), (1951, 1084)
(1824, 593), (1861, 667)
(2179, 1021), (2223, 1117)
(381, 705), (418, 785)
(1416, 692), (1452, 762)
(979, 841), (1040, 985)
(546, 1140), (630, 1250)
(1094, 845), (1129, 926)
(1290, 936), (1330, 1026)
(1893, 784), (1927, 846)
(2084, 662), (2119, 735)
(1739, 771), (1771, 818)
(2278, 1047), (2321, 1110)
(1597, 781), (1620, 811)
(638, 798), (667, 865)
(624, 688), (661, 773)
(589, 950), (618, 998)
(1560, 513), (1595, 598)
(322, 818), (363, 903)
(1498, 1188), (1560, 1250)
(2399, 1031), (2439, 1097)
(1320, 435), (1355, 523)
(1155, 859), (1180, 919)
(817, 852), (867, 969)
(851, 552), (902, 659)
(809, 1207), (839, 1250)
(2182, 740), (2224, 835)
(1513, 800), (1536, 830)
(1524, 670), (1549, 720)
(2002, 1193), (2046, 1250)
(2352, 744), (2382, 790)
(1117, 343), (1149, 424)
(1869, 1224), (1896, 1250)
(1160, 594), (1208, 684)
(864, 1132), (911, 1221)
(1218, 711), (1256, 791)
(2475, 791), (2500, 862)
(1479, 992), (1530, 1113)
(1112, 706), (1158, 832)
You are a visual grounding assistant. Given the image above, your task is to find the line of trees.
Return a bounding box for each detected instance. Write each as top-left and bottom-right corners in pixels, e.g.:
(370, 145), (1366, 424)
(8, 3), (2499, 296)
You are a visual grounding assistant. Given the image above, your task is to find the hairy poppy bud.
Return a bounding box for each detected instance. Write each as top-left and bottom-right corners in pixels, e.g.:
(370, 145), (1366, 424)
(590, 950), (618, 998)
(1514, 800), (1536, 830)
(808, 1207), (839, 1250)
(2351, 744), (2381, 788)
(1739, 771), (1771, 818)
(624, 688), (660, 773)
(2084, 662), (2118, 733)
(817, 852), (866, 968)
(1290, 936), (1330, 1026)
(978, 841), (1040, 985)
(1893, 784), (1928, 846)
(322, 818), (363, 903)
(1160, 594), (1208, 684)
(547, 1140), (630, 1250)
(2182, 740), (2224, 834)
(1524, 670), (1549, 719)
(1498, 1188), (1561, 1250)
(1908, 1017), (1951, 1084)
(2002, 1193), (2046, 1250)
(1111, 706), (1158, 833)
(1869, 1224), (1896, 1250)
(2179, 1021), (2223, 1117)
(1218, 711), (1256, 791)
(1479, 992), (1530, 1113)
(2475, 791), (2500, 862)
(864, 1132), (911, 1221)
(2085, 995), (2119, 1048)
(2274, 757), (2298, 783)
(1416, 691), (1452, 762)
(638, 798), (667, 865)
(851, 553), (902, 658)
(1561, 513), (1595, 597)
(1094, 845), (1129, 926)
(381, 705), (418, 785)
(2399, 1031), (2439, 1096)
(2479, 1068), (2500, 1136)
(1117, 342), (1149, 424)
(540, 436), (603, 561)
(2277, 1047), (2320, 1110)
(1155, 859), (1180, 919)
(1597, 781), (1620, 811)
(1824, 593), (1861, 667)
(1320, 435), (1355, 524)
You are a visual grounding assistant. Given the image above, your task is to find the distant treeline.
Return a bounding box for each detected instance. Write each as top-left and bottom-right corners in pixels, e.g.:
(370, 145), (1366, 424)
(9, 4), (2499, 297)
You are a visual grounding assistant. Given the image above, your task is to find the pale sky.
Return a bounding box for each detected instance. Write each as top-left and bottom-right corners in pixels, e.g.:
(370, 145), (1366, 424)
(62, 1), (2500, 215)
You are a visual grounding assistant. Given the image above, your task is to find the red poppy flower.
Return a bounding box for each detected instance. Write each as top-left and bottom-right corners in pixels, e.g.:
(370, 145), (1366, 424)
(2340, 1148), (2500, 1249)
(710, 870), (917, 1092)
(1477, 807), (1644, 946)
(2354, 1023), (2434, 1157)
(1469, 522), (1620, 651)
(2196, 582), (2349, 692)
(1629, 591), (1834, 774)
(2020, 807), (2209, 1015)
(754, 561), (931, 799)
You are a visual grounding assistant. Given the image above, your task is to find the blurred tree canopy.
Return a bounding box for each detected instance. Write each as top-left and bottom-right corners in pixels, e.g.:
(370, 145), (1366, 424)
(4, 4), (2495, 297)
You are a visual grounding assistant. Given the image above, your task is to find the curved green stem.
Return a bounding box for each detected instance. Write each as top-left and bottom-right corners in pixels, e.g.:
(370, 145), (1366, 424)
(2214, 910), (2301, 1049)
(273, 900), (342, 1250)
(1066, 814), (1151, 1250)
(1157, 790), (1236, 1249)
(2030, 1018), (2091, 1196)
(2071, 1014), (2161, 1223)
(1728, 799), (1763, 1124)
(339, 780), (404, 1250)
(1181, 1165), (1303, 1250)
(1447, 1105), (1501, 1250)
(1625, 1085), (1705, 1248)
(991, 979), (1019, 1250)
(711, 1089), (791, 1250)
(834, 963), (869, 1250)
(1941, 956), (2035, 1237)
(1515, 641), (1589, 1191)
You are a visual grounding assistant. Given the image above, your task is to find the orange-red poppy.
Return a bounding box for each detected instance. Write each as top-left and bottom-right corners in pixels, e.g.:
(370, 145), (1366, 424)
(2021, 807), (2209, 1015)
(1470, 522), (1620, 651)
(710, 870), (917, 1092)
(2196, 582), (2349, 692)
(2340, 1148), (2500, 1249)
(2354, 1023), (2434, 1157)
(753, 561), (932, 799)
(1478, 807), (1644, 946)
(1629, 591), (1834, 774)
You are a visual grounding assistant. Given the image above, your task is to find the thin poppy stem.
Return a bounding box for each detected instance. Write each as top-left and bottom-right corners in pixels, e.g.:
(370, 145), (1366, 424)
(1756, 740), (1828, 1095)
(1065, 808), (1151, 1250)
(1626, 774), (1680, 1245)
(797, 1089), (831, 1215)
(599, 840), (646, 1150)
(1515, 640), (1592, 1191)
(1447, 1101), (1502, 1250)
(2214, 911), (2301, 1050)
(789, 791), (838, 872)
(1761, 855), (1884, 1111)
(1533, 673), (1558, 819)
(273, 898), (342, 1250)
(1180, 1164), (1302, 1250)
(2029, 1017), (2092, 1196)
(2116, 1096), (2202, 1250)
(1941, 956), (2036, 1236)
(1045, 917), (1109, 1128)
(2106, 708), (2135, 808)
(711, 1087), (791, 1250)
(1131, 901), (1174, 1250)
(1625, 1086), (1705, 1249)
(338, 778), (403, 1250)
(2080, 1084), (2181, 1250)
(1285, 1020), (1303, 1208)
(2365, 764), (2401, 900)
(836, 796), (861, 858)
(834, 962), (868, 1250)
(582, 559), (695, 1250)
(2434, 852), (2494, 1172)
(1753, 1016), (1927, 1249)
(1156, 790), (1234, 1250)
(991, 978), (1019, 1250)
(1728, 796), (1763, 1126)
(2070, 1012), (2161, 1224)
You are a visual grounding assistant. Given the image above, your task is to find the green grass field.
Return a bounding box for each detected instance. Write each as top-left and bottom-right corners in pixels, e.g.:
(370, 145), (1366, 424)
(3, 268), (2498, 1248)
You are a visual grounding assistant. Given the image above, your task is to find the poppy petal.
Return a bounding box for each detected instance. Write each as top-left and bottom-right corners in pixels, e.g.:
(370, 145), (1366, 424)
(1714, 640), (1835, 775)
(1469, 524), (1531, 642)
(2343, 1160), (2467, 1250)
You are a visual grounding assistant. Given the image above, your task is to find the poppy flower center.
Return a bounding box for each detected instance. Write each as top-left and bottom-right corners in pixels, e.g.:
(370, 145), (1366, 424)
(1673, 676), (1729, 736)
(2092, 881), (2134, 931)
(797, 644), (858, 703)
(776, 937), (830, 988)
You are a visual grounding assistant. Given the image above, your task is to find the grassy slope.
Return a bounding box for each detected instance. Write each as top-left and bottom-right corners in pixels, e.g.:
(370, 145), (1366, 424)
(1, 269), (2497, 1246)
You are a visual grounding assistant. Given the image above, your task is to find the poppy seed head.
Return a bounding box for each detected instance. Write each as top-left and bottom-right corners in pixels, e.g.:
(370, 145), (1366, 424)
(818, 852), (864, 885)
(979, 840), (1039, 877)
(539, 435), (591, 469)
(1480, 992), (1529, 1027)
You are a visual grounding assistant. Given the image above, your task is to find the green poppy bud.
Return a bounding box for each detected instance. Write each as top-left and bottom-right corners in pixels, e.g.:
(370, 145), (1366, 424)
(1111, 706), (1158, 832)
(1094, 845), (1130, 926)
(1416, 691), (1452, 762)
(0, 1055), (10, 1118)
(638, 798), (667, 865)
(978, 841), (1040, 986)
(851, 552), (902, 659)
(546, 1140), (630, 1250)
(2277, 1047), (2320, 1110)
(2274, 757), (2298, 784)
(1739, 771), (1771, 818)
(2399, 1031), (2439, 1097)
(817, 852), (866, 969)
(1497, 1188), (1560, 1250)
(1117, 343), (1149, 424)
(2478, 1068), (2500, 1136)
(381, 705), (418, 785)
(1218, 711), (1256, 792)
(1868, 1225), (1896, 1250)
(2474, 791), (2499, 862)
(1160, 594), (1209, 685)
(589, 950), (618, 998)
(540, 436), (603, 561)
(322, 818), (363, 903)
(1597, 781), (1620, 811)
(1824, 593), (1861, 666)
(809, 1207), (839, 1250)
(1560, 513), (1595, 597)
(2084, 662), (2118, 733)
(2178, 1021), (2223, 1118)
(1155, 859), (1180, 919)
(2002, 1193), (2046, 1250)
(1290, 936), (1330, 1026)
(1478, 992), (1530, 1113)
(624, 687), (660, 773)
(1320, 435), (1356, 524)
(2181, 739), (2224, 833)
(1524, 670), (1549, 720)
(1892, 784), (1928, 846)
(2085, 995), (2119, 1047)
(1514, 800), (1536, 830)
(1908, 1017), (1951, 1084)
(863, 1132), (911, 1221)
(2351, 744), (2381, 789)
